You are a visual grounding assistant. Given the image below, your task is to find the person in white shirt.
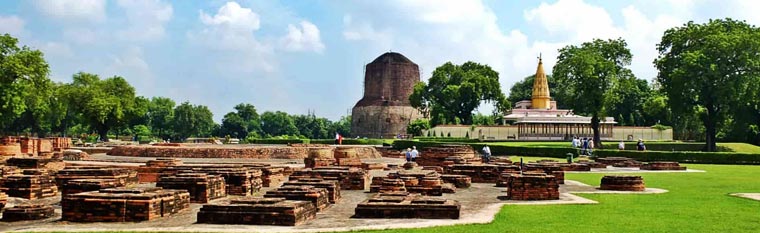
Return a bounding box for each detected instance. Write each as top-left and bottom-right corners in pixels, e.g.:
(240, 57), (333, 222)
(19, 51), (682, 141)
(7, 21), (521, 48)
(618, 140), (625, 150)
(410, 146), (419, 162)
(482, 145), (492, 163)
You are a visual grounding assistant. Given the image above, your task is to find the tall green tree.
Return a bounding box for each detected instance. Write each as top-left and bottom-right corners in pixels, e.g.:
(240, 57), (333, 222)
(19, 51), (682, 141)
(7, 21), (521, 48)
(148, 97), (175, 139)
(62, 72), (137, 141)
(553, 38), (634, 147)
(506, 74), (570, 109)
(220, 103), (262, 139)
(260, 111), (299, 137)
(0, 34), (51, 134)
(172, 102), (215, 140)
(406, 118), (431, 136)
(606, 76), (651, 126)
(410, 61), (509, 125)
(655, 18), (760, 151)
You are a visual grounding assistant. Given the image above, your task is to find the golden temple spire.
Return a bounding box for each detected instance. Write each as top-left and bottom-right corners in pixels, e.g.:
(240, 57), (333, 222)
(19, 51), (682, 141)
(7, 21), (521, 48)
(531, 54), (551, 109)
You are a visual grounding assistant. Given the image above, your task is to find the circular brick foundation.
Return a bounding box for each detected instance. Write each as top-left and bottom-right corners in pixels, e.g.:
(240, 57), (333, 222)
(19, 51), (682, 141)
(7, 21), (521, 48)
(600, 175), (645, 191)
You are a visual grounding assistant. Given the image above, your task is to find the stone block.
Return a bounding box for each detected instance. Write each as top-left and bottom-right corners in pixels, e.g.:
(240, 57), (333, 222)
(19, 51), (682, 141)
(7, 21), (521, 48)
(197, 198), (317, 226)
(354, 192), (460, 219)
(600, 175), (645, 191)
(156, 173), (226, 203)
(1, 204), (55, 221)
(62, 187), (190, 222)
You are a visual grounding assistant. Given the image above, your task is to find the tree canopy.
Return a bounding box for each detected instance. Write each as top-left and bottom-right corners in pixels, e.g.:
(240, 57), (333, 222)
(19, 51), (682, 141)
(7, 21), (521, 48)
(655, 18), (760, 151)
(410, 61), (509, 125)
(0, 34), (51, 134)
(553, 38), (634, 147)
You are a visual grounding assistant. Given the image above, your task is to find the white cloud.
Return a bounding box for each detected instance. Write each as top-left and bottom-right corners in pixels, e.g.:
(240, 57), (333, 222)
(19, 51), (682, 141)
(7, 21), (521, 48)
(0, 15), (25, 36)
(189, 1), (274, 73)
(200, 2), (260, 32)
(32, 0), (106, 21)
(105, 46), (156, 95)
(62, 28), (98, 45)
(281, 21), (325, 53)
(525, 0), (622, 41)
(116, 0), (174, 42)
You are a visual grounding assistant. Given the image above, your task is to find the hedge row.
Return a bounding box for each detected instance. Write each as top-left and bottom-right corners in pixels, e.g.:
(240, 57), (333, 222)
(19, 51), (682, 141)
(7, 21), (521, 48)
(415, 137), (479, 143)
(249, 139), (310, 144)
(599, 142), (732, 152)
(392, 140), (760, 164)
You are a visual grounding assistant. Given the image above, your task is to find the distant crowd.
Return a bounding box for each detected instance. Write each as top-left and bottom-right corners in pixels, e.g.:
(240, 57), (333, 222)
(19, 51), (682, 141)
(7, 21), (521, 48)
(570, 136), (647, 155)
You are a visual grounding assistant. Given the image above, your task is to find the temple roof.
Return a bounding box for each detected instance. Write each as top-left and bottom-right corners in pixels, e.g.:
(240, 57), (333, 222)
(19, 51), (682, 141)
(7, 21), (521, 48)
(370, 52), (415, 64)
(532, 55), (551, 100)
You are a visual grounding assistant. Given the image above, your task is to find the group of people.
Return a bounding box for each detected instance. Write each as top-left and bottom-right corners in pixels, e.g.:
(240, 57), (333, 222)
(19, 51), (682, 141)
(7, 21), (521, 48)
(405, 146), (419, 162)
(571, 136), (595, 155)
(618, 139), (647, 151)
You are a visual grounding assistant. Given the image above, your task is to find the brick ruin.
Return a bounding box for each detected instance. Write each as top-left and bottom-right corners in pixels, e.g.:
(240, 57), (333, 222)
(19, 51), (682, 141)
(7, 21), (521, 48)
(197, 198), (317, 226)
(440, 174), (471, 188)
(263, 185), (331, 211)
(0, 136), (69, 158)
(0, 191), (7, 210)
(108, 144), (382, 159)
(6, 157), (65, 172)
(445, 163), (521, 183)
(156, 173), (226, 203)
(354, 192), (460, 219)
(351, 52), (423, 138)
(415, 144), (480, 167)
(62, 187), (190, 222)
(596, 157), (642, 167)
(1, 204), (55, 221)
(305, 147), (383, 169)
(1, 169), (58, 199)
(499, 173), (560, 201)
(304, 148), (335, 168)
(600, 175), (646, 191)
(640, 161), (686, 170)
(62, 178), (124, 196)
(290, 166), (370, 190)
(162, 165), (263, 196)
(524, 163), (565, 184)
(55, 167), (139, 189)
(370, 170), (455, 195)
(282, 178), (341, 203)
(137, 158), (184, 182)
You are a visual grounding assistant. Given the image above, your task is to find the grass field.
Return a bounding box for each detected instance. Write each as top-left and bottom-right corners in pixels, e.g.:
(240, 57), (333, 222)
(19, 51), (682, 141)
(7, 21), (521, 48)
(357, 161), (760, 233)
(482, 141), (760, 153)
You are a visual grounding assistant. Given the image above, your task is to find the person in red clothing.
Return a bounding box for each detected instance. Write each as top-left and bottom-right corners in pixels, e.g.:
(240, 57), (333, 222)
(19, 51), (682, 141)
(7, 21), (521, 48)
(338, 134), (343, 145)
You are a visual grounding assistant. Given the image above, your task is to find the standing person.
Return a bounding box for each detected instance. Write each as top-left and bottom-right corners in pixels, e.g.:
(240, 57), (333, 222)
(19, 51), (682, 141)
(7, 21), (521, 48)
(571, 137), (577, 148)
(581, 138), (588, 155)
(338, 134), (343, 145)
(405, 148), (412, 162)
(335, 133), (340, 145)
(482, 145), (492, 163)
(637, 139), (646, 151)
(618, 140), (625, 150)
(411, 146), (419, 162)
(588, 138), (594, 156)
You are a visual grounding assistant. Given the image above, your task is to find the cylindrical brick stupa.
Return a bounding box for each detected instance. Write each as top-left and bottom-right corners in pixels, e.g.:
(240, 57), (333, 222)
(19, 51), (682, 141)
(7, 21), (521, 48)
(351, 52), (423, 138)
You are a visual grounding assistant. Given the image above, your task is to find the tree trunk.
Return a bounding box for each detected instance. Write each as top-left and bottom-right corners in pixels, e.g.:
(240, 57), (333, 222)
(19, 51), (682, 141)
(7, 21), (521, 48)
(591, 115), (602, 148)
(702, 106), (718, 152)
(97, 125), (109, 142)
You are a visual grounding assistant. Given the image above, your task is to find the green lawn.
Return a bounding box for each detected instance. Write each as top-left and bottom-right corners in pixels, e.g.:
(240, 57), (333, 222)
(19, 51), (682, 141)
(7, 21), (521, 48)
(359, 162), (760, 233)
(720, 143), (760, 153)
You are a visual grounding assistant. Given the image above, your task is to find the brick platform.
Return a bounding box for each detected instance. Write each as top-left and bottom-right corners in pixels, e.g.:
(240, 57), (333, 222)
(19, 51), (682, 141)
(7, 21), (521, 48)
(62, 179), (123, 196)
(109, 144), (381, 159)
(600, 175), (645, 191)
(416, 145), (480, 167)
(197, 198), (317, 226)
(56, 167), (138, 188)
(46, 137), (72, 152)
(282, 178), (341, 203)
(596, 157), (642, 167)
(440, 174), (471, 188)
(6, 157), (65, 172)
(62, 187), (190, 222)
(640, 161), (687, 170)
(354, 192), (460, 219)
(162, 165), (263, 196)
(445, 164), (521, 183)
(156, 173), (226, 203)
(524, 163), (565, 184)
(1, 204), (55, 221)
(263, 185), (331, 211)
(559, 163), (592, 171)
(499, 173), (560, 201)
(290, 167), (370, 190)
(304, 148), (336, 168)
(1, 169), (58, 199)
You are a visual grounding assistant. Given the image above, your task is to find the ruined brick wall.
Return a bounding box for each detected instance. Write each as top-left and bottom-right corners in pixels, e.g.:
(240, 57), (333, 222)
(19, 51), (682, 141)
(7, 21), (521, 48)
(351, 52), (423, 138)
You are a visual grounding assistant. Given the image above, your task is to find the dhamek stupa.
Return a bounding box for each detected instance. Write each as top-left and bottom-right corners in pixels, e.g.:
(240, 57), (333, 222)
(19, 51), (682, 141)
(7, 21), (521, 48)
(503, 55), (616, 140)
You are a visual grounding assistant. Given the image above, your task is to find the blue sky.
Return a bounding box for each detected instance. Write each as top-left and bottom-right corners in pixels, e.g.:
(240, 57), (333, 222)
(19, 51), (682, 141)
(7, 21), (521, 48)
(1, 0), (758, 121)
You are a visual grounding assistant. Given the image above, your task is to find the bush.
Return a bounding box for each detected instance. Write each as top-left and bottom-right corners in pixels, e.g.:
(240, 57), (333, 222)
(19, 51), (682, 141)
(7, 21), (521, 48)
(392, 140), (575, 158)
(600, 142), (731, 152)
(595, 150), (760, 165)
(249, 139), (310, 144)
